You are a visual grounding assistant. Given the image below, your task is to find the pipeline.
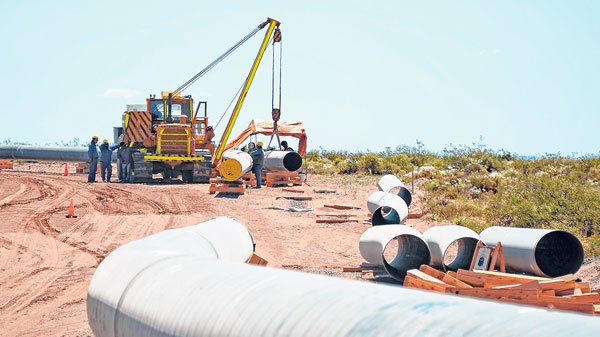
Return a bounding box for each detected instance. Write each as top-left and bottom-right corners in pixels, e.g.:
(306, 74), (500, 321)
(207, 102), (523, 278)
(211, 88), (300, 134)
(370, 193), (409, 225)
(480, 226), (584, 277)
(220, 150), (254, 181)
(0, 145), (116, 162)
(264, 150), (303, 172)
(88, 221), (600, 337)
(423, 225), (480, 271)
(378, 174), (412, 207)
(87, 217), (254, 337)
(359, 225), (430, 280)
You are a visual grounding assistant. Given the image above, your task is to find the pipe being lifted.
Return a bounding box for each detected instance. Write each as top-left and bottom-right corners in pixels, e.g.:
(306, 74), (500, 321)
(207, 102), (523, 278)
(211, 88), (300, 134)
(219, 150), (254, 181)
(87, 217), (255, 337)
(264, 150), (303, 172)
(378, 174), (412, 207)
(87, 221), (600, 337)
(359, 225), (430, 280)
(0, 145), (117, 162)
(423, 225), (480, 271)
(480, 226), (584, 277)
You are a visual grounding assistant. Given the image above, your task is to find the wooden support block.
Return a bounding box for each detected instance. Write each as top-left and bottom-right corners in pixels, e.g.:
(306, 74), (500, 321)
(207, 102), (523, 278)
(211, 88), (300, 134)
(547, 293), (600, 303)
(404, 275), (449, 293)
(342, 267), (365, 272)
(447, 271), (458, 279)
(556, 288), (583, 296)
(0, 160), (13, 169)
(209, 178), (245, 195)
(247, 253), (268, 266)
(494, 279), (576, 292)
(542, 289), (556, 296)
(407, 269), (448, 285)
(575, 282), (591, 293)
(418, 265), (472, 288)
(316, 214), (355, 217)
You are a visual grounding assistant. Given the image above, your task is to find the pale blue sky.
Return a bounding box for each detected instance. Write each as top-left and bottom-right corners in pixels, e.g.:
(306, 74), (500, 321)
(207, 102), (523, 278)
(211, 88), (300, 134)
(1, 1), (598, 155)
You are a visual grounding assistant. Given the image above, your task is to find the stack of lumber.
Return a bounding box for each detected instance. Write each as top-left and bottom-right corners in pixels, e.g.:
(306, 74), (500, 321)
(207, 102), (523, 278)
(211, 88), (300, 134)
(404, 265), (600, 315)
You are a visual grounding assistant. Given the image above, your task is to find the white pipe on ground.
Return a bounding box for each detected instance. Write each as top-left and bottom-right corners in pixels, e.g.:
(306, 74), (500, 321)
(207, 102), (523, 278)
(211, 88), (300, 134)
(264, 150), (303, 172)
(86, 217), (254, 337)
(378, 174), (412, 207)
(370, 193), (409, 225)
(423, 225), (480, 271)
(359, 225), (431, 280)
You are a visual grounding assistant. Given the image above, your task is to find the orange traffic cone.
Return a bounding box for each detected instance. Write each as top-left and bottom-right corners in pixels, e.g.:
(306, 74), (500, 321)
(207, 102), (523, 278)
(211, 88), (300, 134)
(64, 162), (69, 176)
(65, 199), (77, 218)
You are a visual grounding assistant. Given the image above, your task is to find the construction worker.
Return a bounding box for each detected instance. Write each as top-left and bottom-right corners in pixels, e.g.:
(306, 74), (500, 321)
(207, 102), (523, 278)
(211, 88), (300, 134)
(250, 141), (265, 188)
(87, 136), (99, 183)
(118, 142), (134, 183)
(281, 140), (294, 152)
(99, 139), (119, 182)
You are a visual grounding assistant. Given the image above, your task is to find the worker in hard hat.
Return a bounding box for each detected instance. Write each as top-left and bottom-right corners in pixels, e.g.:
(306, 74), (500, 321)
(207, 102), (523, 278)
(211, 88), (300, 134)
(281, 140), (294, 152)
(118, 142), (134, 183)
(87, 136), (99, 183)
(99, 139), (119, 182)
(250, 141), (265, 188)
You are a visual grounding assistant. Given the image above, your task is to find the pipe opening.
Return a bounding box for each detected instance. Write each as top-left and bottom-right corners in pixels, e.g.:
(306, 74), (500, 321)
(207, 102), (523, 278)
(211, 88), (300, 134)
(535, 231), (584, 277)
(388, 186), (412, 207)
(442, 238), (478, 271)
(382, 234), (431, 279)
(282, 152), (303, 172)
(372, 206), (400, 225)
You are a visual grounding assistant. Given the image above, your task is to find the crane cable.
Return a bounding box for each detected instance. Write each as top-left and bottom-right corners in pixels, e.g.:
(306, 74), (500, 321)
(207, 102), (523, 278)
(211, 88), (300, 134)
(268, 36), (283, 149)
(173, 24), (265, 95)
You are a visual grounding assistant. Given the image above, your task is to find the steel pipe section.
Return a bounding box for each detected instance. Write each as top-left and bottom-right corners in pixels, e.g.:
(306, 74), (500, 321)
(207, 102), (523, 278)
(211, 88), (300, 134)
(359, 225), (431, 280)
(264, 150), (303, 172)
(0, 145), (117, 162)
(366, 191), (388, 213)
(371, 193), (409, 225)
(480, 226), (584, 277)
(220, 150), (254, 181)
(87, 217), (254, 337)
(423, 225), (480, 271)
(378, 174), (412, 207)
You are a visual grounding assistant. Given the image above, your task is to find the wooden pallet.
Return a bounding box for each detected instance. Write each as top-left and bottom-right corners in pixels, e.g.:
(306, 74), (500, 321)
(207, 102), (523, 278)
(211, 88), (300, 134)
(0, 160), (13, 170)
(265, 171), (302, 187)
(403, 264), (600, 315)
(209, 178), (245, 195)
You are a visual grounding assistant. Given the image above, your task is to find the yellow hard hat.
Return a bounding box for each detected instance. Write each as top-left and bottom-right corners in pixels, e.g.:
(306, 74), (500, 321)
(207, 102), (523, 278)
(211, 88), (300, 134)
(92, 136), (98, 140)
(103, 139), (108, 143)
(257, 141), (264, 146)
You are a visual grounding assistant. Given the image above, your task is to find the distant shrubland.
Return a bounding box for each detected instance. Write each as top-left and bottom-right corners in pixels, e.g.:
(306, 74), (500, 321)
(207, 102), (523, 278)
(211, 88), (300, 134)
(305, 142), (600, 256)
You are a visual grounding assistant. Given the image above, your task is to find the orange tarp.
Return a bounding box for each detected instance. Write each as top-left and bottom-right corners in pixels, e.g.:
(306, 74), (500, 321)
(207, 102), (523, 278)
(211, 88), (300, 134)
(224, 120), (307, 156)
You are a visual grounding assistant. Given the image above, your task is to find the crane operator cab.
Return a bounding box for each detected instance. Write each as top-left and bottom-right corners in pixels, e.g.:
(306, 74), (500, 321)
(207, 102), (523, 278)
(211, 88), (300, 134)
(147, 92), (193, 124)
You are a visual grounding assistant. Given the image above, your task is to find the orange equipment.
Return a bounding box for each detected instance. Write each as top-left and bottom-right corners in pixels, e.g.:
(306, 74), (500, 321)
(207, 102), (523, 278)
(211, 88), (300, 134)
(224, 120), (307, 156)
(64, 162), (69, 176)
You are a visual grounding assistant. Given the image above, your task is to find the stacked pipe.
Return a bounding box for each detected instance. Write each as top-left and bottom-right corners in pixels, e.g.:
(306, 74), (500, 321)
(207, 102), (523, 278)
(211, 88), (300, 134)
(359, 175), (585, 281)
(219, 150), (303, 181)
(87, 217), (600, 337)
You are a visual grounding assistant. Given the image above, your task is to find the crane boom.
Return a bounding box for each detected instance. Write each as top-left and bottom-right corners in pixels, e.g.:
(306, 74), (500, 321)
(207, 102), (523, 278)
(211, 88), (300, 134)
(213, 18), (280, 167)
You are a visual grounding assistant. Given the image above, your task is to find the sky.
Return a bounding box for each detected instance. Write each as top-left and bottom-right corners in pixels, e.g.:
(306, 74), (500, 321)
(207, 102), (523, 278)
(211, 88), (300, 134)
(0, 0), (598, 156)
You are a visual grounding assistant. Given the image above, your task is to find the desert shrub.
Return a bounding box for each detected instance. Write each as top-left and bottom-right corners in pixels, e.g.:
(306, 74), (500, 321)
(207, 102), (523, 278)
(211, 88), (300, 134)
(357, 153), (383, 175)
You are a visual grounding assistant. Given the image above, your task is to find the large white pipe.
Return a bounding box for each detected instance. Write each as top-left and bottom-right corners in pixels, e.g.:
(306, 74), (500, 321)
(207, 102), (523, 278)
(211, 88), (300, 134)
(423, 225), (480, 271)
(87, 217), (254, 337)
(220, 150), (254, 181)
(87, 222), (600, 337)
(480, 226), (584, 277)
(370, 193), (409, 225)
(366, 191), (388, 213)
(0, 145), (118, 162)
(378, 174), (412, 207)
(359, 225), (430, 280)
(264, 150), (303, 172)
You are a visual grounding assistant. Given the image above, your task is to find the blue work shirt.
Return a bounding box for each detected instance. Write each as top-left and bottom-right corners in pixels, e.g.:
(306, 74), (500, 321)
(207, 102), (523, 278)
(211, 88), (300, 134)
(99, 143), (119, 163)
(88, 142), (99, 160)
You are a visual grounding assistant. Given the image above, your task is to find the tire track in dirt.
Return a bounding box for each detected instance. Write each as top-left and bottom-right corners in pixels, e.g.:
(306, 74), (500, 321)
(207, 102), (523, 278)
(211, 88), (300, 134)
(0, 182), (26, 207)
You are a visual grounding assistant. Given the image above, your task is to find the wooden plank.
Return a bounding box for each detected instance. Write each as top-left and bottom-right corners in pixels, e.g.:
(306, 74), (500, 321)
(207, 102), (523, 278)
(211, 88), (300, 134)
(406, 269), (447, 285)
(418, 265), (472, 288)
(556, 288), (583, 296)
(542, 289), (556, 296)
(575, 282), (591, 293)
(316, 214), (355, 217)
(552, 293), (600, 303)
(447, 287), (540, 301)
(276, 195), (314, 201)
(447, 271), (458, 279)
(500, 297), (597, 314)
(316, 219), (358, 224)
(473, 269), (551, 281)
(323, 204), (361, 210)
(282, 188), (304, 193)
(247, 253), (268, 266)
(492, 279), (576, 292)
(404, 275), (449, 293)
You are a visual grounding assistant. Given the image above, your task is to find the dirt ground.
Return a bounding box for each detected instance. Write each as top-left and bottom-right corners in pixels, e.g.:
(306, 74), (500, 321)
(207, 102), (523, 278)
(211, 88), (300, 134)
(0, 162), (598, 336)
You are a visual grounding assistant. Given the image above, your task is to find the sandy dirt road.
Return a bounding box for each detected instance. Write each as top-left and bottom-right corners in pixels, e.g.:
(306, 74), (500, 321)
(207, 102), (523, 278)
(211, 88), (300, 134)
(0, 164), (597, 336)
